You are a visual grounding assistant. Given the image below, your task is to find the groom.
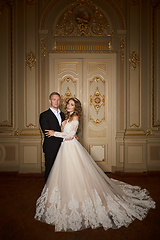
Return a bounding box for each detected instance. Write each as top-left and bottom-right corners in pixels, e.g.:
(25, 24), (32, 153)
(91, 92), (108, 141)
(39, 92), (65, 182)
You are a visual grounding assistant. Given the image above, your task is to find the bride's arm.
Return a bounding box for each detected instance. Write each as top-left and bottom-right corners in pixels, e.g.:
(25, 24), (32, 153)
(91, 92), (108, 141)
(45, 117), (79, 139)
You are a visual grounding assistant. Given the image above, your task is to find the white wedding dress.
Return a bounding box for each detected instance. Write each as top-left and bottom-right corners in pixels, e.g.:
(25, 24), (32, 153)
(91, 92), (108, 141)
(34, 120), (155, 232)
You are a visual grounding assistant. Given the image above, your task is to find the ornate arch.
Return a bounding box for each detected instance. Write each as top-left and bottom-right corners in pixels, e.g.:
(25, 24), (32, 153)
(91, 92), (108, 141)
(40, 0), (125, 30)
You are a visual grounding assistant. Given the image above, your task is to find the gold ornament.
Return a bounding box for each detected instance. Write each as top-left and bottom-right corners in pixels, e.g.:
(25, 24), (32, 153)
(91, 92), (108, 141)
(25, 50), (36, 69)
(90, 86), (105, 114)
(129, 50), (139, 70)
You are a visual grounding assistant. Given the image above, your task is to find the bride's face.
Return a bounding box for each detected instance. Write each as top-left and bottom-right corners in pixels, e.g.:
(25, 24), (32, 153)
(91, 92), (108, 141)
(67, 100), (75, 114)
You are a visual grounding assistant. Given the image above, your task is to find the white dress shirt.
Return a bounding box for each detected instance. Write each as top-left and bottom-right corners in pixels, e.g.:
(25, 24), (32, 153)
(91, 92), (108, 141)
(50, 107), (62, 126)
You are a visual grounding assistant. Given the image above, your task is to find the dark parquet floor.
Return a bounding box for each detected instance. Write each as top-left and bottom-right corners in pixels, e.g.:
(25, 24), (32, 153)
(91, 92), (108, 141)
(0, 171), (160, 240)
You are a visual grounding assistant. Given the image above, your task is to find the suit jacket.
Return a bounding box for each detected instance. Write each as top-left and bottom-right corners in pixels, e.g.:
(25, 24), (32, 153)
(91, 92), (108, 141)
(39, 109), (65, 153)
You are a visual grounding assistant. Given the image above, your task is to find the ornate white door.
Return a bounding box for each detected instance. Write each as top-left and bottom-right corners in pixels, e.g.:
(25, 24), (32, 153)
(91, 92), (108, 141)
(49, 54), (116, 172)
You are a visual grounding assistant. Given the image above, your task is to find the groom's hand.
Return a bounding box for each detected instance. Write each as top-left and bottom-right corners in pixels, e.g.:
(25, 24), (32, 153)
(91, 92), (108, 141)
(45, 130), (55, 138)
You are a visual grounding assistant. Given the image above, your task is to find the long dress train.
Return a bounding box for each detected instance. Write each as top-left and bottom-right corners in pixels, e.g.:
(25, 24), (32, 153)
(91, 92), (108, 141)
(34, 120), (155, 232)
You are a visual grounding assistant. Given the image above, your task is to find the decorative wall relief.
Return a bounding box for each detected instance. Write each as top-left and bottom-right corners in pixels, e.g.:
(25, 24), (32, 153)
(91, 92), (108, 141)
(90, 86), (105, 114)
(129, 50), (140, 70)
(58, 62), (78, 75)
(51, 0), (114, 53)
(55, 0), (110, 37)
(25, 50), (36, 69)
(88, 128), (107, 138)
(60, 77), (77, 106)
(88, 63), (107, 74)
(89, 77), (105, 124)
(41, 38), (46, 62)
(120, 38), (124, 61)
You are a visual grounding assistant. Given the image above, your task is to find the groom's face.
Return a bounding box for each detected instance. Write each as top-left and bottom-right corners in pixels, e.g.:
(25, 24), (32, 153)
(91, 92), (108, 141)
(49, 94), (61, 110)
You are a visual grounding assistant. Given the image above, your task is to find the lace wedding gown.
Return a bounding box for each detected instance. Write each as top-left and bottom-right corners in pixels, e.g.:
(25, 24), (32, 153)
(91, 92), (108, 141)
(34, 120), (155, 232)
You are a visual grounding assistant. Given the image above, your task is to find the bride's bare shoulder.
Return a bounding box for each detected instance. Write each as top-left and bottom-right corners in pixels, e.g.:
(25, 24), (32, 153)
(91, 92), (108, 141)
(72, 116), (79, 121)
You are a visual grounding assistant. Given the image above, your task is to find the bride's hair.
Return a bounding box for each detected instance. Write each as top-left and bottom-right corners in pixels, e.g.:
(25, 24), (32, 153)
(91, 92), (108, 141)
(65, 97), (82, 121)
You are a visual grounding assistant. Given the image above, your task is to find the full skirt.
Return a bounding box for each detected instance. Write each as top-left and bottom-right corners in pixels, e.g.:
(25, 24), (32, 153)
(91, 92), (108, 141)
(34, 138), (155, 232)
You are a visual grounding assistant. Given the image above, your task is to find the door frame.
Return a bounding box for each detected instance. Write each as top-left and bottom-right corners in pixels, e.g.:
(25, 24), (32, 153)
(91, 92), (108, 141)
(49, 53), (117, 171)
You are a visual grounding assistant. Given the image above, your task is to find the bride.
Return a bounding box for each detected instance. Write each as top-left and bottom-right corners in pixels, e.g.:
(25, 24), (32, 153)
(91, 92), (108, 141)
(34, 97), (155, 232)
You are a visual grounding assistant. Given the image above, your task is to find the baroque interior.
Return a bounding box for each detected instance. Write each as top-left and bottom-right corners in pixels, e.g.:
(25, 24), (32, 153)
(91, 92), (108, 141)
(0, 0), (160, 173)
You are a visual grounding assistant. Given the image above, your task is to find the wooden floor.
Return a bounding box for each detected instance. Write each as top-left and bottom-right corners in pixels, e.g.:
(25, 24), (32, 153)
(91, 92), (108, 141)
(0, 171), (160, 240)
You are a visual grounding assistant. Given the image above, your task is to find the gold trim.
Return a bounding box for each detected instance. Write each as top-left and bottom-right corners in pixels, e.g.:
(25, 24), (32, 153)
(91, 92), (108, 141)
(90, 86), (105, 114)
(55, 0), (110, 37)
(129, 123), (140, 128)
(88, 144), (106, 162)
(89, 76), (105, 124)
(60, 76), (77, 105)
(50, 49), (116, 54)
(41, 38), (46, 62)
(120, 38), (124, 61)
(146, 129), (154, 136)
(12, 128), (19, 136)
(129, 50), (140, 70)
(26, 124), (36, 128)
(125, 129), (146, 136)
(40, 0), (125, 30)
(25, 50), (36, 69)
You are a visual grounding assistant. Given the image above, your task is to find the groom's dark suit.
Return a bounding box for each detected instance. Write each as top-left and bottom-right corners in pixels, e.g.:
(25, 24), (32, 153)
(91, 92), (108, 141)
(40, 108), (65, 182)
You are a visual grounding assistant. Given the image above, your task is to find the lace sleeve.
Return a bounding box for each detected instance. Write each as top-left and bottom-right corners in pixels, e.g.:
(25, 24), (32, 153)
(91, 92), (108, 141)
(54, 120), (79, 140)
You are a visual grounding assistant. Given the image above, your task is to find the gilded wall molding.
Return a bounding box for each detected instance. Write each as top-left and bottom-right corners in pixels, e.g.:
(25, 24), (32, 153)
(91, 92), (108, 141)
(90, 86), (105, 114)
(60, 77), (77, 106)
(120, 38), (124, 61)
(40, 0), (125, 30)
(26, 123), (36, 128)
(89, 144), (106, 162)
(41, 38), (46, 62)
(51, 0), (115, 52)
(55, 0), (110, 37)
(25, 50), (36, 69)
(89, 76), (105, 125)
(129, 50), (140, 70)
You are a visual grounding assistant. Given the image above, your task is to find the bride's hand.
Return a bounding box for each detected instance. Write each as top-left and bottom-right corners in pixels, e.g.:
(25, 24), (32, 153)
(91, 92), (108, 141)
(61, 120), (67, 130)
(45, 130), (55, 137)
